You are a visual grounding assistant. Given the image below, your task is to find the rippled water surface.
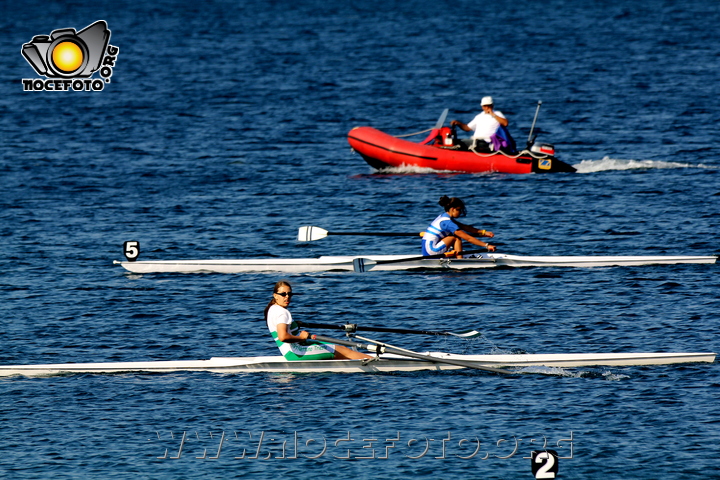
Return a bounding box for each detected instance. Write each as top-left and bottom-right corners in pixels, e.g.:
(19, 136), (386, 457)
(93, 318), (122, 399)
(1, 1), (719, 478)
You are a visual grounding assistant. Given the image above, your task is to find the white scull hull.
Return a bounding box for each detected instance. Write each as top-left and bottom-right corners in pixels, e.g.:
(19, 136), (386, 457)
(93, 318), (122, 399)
(0, 352), (714, 377)
(114, 253), (718, 274)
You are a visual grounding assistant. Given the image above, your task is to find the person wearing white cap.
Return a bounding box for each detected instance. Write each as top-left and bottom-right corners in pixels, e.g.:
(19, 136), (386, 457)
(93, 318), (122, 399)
(451, 96), (511, 152)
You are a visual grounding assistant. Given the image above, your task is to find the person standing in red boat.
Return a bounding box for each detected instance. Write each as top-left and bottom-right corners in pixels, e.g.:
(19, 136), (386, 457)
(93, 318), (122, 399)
(265, 281), (372, 361)
(422, 196), (496, 258)
(451, 96), (516, 153)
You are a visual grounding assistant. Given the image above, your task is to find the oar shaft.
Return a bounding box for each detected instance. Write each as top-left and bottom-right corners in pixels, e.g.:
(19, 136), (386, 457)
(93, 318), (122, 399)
(357, 326), (449, 336)
(328, 232), (421, 237)
(312, 335), (511, 375)
(297, 321), (459, 336)
(298, 321), (358, 332)
(298, 226), (423, 242)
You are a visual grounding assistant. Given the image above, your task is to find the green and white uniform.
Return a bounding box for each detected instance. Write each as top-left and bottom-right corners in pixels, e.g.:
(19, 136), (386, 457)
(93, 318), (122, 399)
(266, 304), (335, 361)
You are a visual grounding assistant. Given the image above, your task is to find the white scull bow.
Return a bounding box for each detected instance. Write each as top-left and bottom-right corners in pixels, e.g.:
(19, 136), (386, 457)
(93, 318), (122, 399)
(0, 352), (714, 377)
(114, 253), (717, 274)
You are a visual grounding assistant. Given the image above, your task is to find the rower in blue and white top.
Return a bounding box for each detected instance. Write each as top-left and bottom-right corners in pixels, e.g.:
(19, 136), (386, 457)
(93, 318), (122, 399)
(265, 280), (371, 361)
(422, 196), (496, 258)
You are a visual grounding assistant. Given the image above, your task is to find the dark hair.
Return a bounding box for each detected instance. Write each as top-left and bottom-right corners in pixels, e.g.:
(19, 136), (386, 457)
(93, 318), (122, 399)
(264, 280), (292, 327)
(438, 195), (467, 217)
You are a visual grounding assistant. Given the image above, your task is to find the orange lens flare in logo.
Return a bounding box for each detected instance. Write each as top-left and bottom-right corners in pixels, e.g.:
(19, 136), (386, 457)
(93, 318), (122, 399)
(52, 41), (84, 73)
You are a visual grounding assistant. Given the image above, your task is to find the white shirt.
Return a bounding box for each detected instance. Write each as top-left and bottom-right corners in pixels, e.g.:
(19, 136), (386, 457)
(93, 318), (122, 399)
(467, 111), (506, 142)
(267, 304), (295, 337)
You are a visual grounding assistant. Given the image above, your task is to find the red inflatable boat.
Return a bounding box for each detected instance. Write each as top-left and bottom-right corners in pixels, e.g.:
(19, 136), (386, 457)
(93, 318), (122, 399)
(348, 107), (576, 174)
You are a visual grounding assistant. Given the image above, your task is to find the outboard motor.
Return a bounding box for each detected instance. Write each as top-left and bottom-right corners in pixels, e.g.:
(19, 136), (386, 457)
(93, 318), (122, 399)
(436, 126), (457, 147)
(531, 143), (555, 155)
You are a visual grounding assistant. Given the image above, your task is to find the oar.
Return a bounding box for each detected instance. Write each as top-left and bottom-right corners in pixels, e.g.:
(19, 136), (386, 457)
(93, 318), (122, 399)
(298, 226), (422, 242)
(296, 321), (482, 338)
(352, 249), (492, 273)
(312, 335), (512, 375)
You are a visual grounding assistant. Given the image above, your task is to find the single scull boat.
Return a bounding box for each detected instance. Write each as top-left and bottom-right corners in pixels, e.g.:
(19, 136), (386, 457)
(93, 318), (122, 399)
(114, 253), (717, 274)
(0, 351), (714, 377)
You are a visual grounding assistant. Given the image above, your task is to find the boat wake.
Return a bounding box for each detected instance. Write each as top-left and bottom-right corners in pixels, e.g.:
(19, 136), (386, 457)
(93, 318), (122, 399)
(515, 366), (630, 380)
(371, 164), (471, 175)
(573, 157), (713, 173)
(371, 158), (714, 175)
(513, 365), (574, 376)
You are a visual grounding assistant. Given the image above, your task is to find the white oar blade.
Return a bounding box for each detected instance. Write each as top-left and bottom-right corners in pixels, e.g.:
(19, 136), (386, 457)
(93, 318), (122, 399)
(298, 226), (328, 242)
(352, 258), (377, 273)
(450, 329), (482, 339)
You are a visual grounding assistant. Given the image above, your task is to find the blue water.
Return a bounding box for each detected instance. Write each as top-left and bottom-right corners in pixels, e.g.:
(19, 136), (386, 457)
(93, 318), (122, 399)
(1, 0), (719, 478)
